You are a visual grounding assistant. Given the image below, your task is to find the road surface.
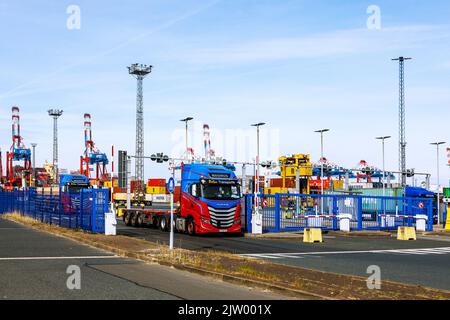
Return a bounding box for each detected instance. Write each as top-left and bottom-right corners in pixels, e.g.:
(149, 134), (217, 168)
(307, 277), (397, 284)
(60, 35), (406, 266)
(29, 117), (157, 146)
(117, 221), (450, 291)
(0, 219), (293, 300)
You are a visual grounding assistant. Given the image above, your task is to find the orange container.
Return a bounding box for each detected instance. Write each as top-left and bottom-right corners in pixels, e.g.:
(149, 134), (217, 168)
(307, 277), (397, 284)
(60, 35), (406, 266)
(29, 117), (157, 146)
(147, 179), (166, 187)
(270, 178), (295, 188)
(173, 186), (181, 203)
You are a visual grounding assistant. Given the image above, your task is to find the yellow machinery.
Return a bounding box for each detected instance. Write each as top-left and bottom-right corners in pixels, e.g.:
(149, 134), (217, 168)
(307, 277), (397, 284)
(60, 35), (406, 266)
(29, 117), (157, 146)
(262, 154), (315, 219)
(279, 154), (313, 194)
(445, 208), (450, 231)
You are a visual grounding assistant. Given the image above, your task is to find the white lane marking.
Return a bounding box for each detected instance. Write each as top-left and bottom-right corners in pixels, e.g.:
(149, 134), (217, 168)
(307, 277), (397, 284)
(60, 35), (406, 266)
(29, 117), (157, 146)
(0, 256), (118, 261)
(245, 254), (282, 260)
(241, 247), (450, 259)
(269, 254), (304, 259)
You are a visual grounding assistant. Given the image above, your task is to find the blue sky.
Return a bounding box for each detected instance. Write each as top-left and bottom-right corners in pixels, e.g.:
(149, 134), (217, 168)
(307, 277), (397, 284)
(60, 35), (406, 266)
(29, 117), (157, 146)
(0, 0), (449, 184)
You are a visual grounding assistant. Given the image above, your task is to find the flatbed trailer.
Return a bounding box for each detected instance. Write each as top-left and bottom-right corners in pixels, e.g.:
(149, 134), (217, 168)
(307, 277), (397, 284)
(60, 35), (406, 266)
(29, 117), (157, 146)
(123, 207), (187, 234)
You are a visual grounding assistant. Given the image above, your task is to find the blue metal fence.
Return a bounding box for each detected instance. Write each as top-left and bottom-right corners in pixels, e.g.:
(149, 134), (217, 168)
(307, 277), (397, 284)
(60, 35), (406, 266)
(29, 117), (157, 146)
(0, 188), (108, 233)
(245, 193), (434, 233)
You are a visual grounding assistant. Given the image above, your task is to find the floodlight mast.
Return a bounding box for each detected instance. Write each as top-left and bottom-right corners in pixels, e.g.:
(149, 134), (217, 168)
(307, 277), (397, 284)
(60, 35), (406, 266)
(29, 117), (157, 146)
(128, 63), (152, 194)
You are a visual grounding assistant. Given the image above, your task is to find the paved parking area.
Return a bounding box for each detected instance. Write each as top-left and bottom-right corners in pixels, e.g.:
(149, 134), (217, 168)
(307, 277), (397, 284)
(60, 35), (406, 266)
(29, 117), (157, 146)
(0, 219), (294, 300)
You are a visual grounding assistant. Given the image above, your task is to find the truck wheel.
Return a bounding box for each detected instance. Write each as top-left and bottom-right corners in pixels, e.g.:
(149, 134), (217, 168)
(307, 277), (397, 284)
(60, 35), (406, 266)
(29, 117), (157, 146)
(131, 213), (140, 227)
(124, 212), (132, 226)
(152, 217), (158, 229)
(159, 216), (168, 232)
(187, 218), (196, 236)
(137, 213), (144, 227)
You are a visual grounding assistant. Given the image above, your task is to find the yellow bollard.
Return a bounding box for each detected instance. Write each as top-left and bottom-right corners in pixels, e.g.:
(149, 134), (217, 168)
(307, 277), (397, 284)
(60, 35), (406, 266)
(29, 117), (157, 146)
(397, 227), (417, 241)
(445, 204), (450, 231)
(303, 228), (323, 243)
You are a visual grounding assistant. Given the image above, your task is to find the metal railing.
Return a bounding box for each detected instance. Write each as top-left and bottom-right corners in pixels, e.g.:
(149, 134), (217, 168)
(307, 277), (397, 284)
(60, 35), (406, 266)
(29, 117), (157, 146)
(245, 193), (433, 233)
(0, 188), (108, 233)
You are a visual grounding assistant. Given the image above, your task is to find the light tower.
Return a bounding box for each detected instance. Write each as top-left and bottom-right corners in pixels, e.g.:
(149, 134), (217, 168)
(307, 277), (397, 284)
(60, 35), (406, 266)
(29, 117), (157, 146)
(48, 109), (63, 183)
(392, 56), (412, 186)
(128, 63), (152, 193)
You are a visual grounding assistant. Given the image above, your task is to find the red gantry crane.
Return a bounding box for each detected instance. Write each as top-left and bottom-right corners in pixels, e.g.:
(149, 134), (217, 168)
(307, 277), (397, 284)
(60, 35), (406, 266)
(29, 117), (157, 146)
(80, 113), (109, 183)
(5, 106), (32, 190)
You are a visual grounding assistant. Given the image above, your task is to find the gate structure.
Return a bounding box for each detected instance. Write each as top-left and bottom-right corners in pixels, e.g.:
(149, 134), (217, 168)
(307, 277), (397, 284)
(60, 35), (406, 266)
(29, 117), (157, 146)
(245, 194), (433, 233)
(0, 188), (108, 233)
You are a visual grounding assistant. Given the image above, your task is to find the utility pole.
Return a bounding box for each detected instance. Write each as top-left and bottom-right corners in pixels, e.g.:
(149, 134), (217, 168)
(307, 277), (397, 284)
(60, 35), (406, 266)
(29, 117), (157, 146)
(315, 129), (330, 214)
(128, 63), (152, 194)
(430, 141), (446, 226)
(48, 109), (63, 183)
(376, 136), (391, 197)
(392, 57), (412, 187)
(31, 143), (37, 186)
(251, 122), (266, 234)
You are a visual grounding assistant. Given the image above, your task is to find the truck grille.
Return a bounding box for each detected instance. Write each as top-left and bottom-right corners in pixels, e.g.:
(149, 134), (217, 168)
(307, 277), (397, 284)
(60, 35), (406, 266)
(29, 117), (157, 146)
(207, 206), (237, 229)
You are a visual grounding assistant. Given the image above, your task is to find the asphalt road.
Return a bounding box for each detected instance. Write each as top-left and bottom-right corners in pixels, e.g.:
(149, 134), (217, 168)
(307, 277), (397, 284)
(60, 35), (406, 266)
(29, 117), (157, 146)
(117, 221), (450, 291)
(0, 219), (293, 300)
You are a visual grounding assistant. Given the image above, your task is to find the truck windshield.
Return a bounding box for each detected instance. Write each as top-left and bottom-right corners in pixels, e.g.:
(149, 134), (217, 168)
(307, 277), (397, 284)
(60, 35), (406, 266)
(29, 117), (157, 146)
(202, 183), (241, 200)
(66, 184), (90, 194)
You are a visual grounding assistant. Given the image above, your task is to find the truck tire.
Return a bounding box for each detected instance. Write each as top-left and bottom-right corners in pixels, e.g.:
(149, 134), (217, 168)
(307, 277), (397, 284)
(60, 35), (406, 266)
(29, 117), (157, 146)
(131, 213), (140, 227)
(124, 212), (132, 226)
(186, 217), (196, 236)
(152, 217), (158, 229)
(137, 213), (144, 227)
(159, 216), (168, 232)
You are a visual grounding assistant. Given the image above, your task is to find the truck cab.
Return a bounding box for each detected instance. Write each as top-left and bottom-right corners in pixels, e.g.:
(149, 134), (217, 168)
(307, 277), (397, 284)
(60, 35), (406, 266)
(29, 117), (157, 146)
(180, 163), (243, 235)
(59, 174), (92, 214)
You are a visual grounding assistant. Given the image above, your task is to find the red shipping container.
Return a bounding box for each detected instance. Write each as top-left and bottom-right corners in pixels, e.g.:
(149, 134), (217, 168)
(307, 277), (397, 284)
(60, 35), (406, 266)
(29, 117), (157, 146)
(147, 179), (166, 187)
(270, 178), (295, 188)
(131, 180), (145, 193)
(173, 186), (181, 203)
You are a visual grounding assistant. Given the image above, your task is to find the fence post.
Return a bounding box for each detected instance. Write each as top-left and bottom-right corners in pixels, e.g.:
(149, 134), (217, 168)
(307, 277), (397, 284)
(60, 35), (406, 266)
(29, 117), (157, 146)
(58, 190), (62, 227)
(246, 195), (252, 234)
(80, 190), (84, 230)
(332, 196), (338, 230)
(90, 190), (95, 232)
(428, 199), (433, 231)
(76, 191), (80, 229)
(275, 194), (280, 232)
(357, 197), (363, 230)
(407, 198), (413, 227)
(21, 189), (24, 215)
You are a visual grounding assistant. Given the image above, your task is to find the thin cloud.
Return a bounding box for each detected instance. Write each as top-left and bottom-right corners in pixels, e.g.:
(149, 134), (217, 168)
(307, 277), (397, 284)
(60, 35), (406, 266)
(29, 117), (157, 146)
(181, 25), (450, 65)
(0, 0), (222, 100)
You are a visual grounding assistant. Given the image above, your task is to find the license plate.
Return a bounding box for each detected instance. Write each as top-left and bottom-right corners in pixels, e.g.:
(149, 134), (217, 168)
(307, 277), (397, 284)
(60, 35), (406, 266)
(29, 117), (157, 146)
(219, 230), (228, 233)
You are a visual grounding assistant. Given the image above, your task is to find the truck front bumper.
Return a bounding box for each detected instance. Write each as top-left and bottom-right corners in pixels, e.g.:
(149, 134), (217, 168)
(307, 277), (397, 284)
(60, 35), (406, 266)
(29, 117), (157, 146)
(197, 221), (242, 234)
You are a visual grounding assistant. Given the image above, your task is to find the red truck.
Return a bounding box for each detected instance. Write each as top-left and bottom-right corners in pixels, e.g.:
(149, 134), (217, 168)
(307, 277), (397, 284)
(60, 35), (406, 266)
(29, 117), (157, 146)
(122, 163), (243, 235)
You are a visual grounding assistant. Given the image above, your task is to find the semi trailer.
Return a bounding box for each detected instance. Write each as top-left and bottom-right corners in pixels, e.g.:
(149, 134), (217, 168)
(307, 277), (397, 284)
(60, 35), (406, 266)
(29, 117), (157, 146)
(122, 162), (243, 235)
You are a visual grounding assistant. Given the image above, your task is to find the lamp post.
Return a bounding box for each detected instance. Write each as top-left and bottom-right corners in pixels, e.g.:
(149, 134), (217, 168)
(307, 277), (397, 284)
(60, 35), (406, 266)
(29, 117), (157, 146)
(430, 141), (446, 226)
(180, 117), (194, 158)
(376, 136), (391, 197)
(252, 122), (266, 234)
(30, 143), (37, 187)
(150, 153), (172, 248)
(315, 129), (330, 213)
